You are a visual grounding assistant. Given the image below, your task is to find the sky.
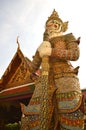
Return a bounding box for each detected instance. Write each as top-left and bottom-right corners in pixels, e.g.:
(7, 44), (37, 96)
(0, 0), (86, 89)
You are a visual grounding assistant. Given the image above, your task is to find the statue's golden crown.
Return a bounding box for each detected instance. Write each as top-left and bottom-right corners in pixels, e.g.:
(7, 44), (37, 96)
(46, 9), (63, 24)
(46, 9), (68, 32)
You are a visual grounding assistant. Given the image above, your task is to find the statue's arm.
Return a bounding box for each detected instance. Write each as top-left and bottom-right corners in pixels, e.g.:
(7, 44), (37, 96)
(29, 50), (42, 73)
(51, 35), (80, 61)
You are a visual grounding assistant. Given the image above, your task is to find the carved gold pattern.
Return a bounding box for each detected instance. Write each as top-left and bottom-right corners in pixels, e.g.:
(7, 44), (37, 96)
(7, 62), (29, 86)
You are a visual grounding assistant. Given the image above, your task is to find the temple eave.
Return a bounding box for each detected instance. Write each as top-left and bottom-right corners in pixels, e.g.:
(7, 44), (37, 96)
(0, 82), (35, 102)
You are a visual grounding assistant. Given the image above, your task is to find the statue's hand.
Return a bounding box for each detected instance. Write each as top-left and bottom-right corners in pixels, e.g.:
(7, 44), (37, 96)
(38, 41), (52, 57)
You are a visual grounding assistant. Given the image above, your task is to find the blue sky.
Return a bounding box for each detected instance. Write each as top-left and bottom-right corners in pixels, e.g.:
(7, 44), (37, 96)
(0, 0), (86, 89)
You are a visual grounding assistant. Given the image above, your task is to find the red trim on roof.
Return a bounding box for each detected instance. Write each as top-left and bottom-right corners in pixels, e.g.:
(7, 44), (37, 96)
(0, 85), (30, 96)
(0, 83), (35, 101)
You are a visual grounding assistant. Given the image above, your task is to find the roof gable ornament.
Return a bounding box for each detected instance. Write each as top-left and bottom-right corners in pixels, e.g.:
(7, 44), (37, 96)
(17, 36), (20, 50)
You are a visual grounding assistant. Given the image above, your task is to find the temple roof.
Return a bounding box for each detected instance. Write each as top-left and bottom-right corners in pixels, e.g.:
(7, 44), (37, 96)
(0, 45), (36, 101)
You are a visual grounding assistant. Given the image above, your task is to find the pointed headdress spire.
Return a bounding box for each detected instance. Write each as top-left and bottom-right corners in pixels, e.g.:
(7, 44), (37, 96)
(46, 9), (63, 24)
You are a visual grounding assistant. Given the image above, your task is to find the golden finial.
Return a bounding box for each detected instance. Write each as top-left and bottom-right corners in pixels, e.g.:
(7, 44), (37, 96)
(17, 36), (20, 50)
